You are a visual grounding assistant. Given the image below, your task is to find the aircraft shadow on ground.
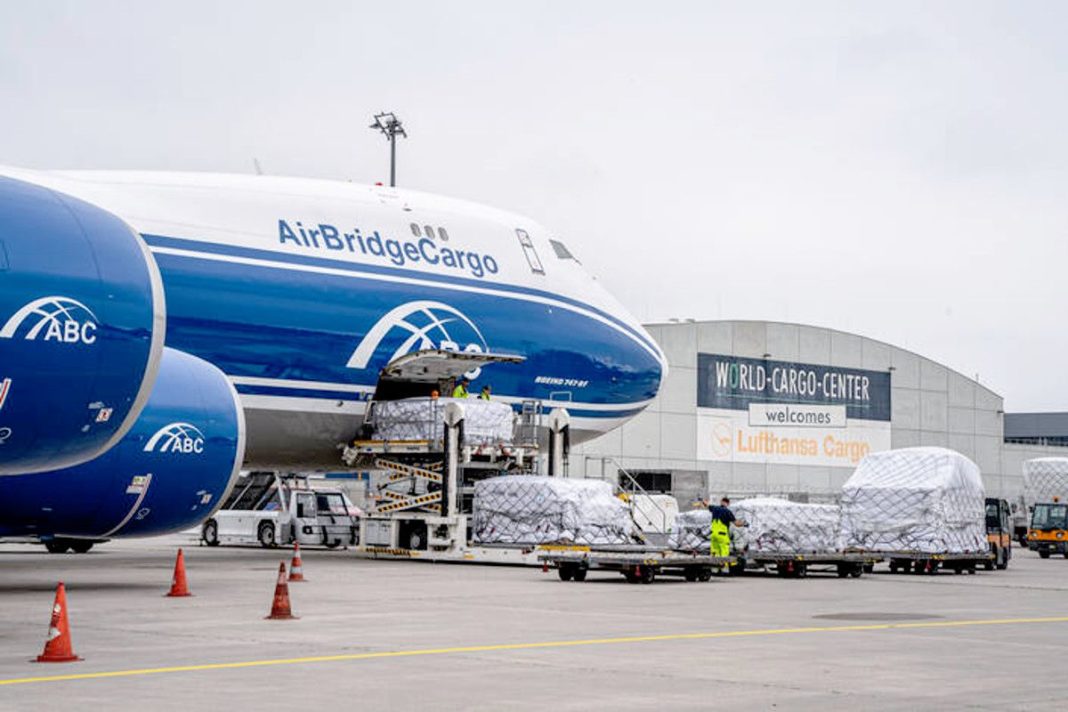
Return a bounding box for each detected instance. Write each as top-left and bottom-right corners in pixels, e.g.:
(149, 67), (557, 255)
(0, 582), (162, 593)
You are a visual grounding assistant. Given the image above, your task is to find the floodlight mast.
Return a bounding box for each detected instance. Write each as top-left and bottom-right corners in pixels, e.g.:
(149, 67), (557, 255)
(369, 112), (406, 187)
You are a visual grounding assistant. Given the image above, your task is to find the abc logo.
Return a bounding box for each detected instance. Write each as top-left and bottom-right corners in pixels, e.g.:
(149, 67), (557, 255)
(348, 300), (489, 371)
(0, 296), (99, 345)
(144, 422), (206, 455)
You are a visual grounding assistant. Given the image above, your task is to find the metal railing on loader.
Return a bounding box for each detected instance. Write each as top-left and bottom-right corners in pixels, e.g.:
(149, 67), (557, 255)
(585, 456), (674, 542)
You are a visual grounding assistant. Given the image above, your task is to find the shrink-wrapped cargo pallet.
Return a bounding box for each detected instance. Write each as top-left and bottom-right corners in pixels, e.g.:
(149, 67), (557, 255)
(668, 509), (711, 551)
(841, 447), (986, 554)
(473, 476), (635, 545)
(1023, 458), (1068, 507)
(733, 498), (841, 554)
(371, 397), (514, 445)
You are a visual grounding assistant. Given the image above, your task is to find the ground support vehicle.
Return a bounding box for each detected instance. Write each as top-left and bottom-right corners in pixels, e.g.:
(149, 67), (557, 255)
(985, 497), (1013, 570)
(538, 547), (733, 584)
(858, 551), (995, 575)
(732, 552), (882, 579)
(1026, 501), (1068, 559)
(341, 350), (675, 566)
(341, 350), (563, 564)
(348, 403), (572, 564)
(201, 472), (358, 549)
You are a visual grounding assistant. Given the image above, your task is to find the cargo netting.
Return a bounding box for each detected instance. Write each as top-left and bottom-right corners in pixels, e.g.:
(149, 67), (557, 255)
(1023, 458), (1068, 506)
(371, 397), (514, 445)
(668, 509), (711, 551)
(841, 447), (986, 554)
(732, 498), (842, 554)
(473, 476), (635, 545)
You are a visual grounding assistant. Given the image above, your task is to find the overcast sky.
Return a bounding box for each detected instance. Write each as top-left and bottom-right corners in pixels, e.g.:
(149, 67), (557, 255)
(1, 1), (1065, 410)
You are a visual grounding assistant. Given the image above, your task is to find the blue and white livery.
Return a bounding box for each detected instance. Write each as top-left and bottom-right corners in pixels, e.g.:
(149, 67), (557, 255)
(0, 175), (165, 475)
(0, 167), (665, 468)
(0, 348), (245, 541)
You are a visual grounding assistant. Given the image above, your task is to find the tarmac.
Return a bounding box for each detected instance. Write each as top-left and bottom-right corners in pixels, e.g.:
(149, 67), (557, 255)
(1, 536), (1066, 711)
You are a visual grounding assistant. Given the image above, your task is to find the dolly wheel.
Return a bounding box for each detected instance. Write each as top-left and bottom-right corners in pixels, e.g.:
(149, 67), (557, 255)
(573, 567), (588, 582)
(836, 564), (850, 578)
(640, 565), (656, 584)
(558, 565), (574, 582)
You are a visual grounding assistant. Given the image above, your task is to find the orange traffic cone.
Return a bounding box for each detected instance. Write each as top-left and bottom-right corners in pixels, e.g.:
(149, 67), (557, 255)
(288, 542), (306, 582)
(266, 562), (297, 620)
(166, 548), (192, 597)
(35, 582), (81, 663)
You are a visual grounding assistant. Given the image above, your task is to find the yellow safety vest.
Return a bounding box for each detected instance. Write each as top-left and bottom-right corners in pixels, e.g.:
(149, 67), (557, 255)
(452, 385), (469, 399)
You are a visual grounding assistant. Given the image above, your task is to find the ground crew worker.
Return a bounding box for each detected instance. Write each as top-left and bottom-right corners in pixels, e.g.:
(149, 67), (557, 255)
(479, 385), (492, 400)
(705, 496), (745, 558)
(451, 377), (470, 399)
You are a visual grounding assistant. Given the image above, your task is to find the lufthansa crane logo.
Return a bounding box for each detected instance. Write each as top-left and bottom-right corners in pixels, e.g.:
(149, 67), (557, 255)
(346, 301), (489, 370)
(0, 296), (98, 345)
(143, 422), (205, 454)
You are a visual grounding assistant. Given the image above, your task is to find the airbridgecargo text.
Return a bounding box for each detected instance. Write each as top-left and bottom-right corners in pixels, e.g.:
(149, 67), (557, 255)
(278, 220), (499, 279)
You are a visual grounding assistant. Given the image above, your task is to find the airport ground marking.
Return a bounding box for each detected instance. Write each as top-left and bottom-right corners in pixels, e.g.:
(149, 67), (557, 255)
(2, 615), (1068, 686)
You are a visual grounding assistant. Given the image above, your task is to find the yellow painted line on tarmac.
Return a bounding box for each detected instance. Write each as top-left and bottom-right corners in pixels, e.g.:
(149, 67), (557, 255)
(2, 615), (1067, 686)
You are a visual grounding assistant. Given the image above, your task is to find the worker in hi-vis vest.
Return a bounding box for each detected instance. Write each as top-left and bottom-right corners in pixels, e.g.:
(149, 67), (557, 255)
(451, 377), (471, 399)
(705, 496), (745, 558)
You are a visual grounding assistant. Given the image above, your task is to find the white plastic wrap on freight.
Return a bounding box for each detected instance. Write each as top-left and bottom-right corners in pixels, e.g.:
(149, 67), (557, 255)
(473, 476), (635, 545)
(732, 498), (842, 554)
(841, 447), (987, 554)
(371, 397), (514, 445)
(668, 509), (712, 551)
(1023, 458), (1068, 507)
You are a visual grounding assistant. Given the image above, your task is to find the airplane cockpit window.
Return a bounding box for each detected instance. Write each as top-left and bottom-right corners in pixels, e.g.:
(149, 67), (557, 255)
(410, 223), (421, 236)
(516, 229), (545, 275)
(549, 239), (579, 262)
(438, 227), (449, 241)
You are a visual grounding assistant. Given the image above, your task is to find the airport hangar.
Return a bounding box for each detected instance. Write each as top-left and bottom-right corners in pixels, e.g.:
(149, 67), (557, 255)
(570, 319), (1068, 506)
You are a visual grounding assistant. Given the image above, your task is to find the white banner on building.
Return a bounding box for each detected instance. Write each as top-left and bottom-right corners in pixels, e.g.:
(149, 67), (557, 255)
(747, 403), (847, 428)
(697, 405), (891, 467)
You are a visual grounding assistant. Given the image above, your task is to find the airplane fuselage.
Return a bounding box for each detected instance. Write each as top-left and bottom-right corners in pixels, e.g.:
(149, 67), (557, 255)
(3, 168), (665, 468)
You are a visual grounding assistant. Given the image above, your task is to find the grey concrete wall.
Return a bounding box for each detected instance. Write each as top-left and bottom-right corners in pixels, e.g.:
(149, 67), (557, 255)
(572, 320), (1040, 498)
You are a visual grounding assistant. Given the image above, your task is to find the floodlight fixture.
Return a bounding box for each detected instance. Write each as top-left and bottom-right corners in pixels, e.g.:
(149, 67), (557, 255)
(369, 112), (407, 186)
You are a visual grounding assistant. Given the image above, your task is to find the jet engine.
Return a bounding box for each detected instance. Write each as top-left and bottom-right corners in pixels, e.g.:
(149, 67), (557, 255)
(0, 175), (165, 474)
(0, 348), (245, 548)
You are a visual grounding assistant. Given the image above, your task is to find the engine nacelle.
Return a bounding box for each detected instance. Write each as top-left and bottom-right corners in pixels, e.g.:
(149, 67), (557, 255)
(0, 348), (245, 539)
(0, 175), (165, 474)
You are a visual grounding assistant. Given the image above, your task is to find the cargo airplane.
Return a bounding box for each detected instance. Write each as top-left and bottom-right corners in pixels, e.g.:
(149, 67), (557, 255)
(0, 166), (665, 550)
